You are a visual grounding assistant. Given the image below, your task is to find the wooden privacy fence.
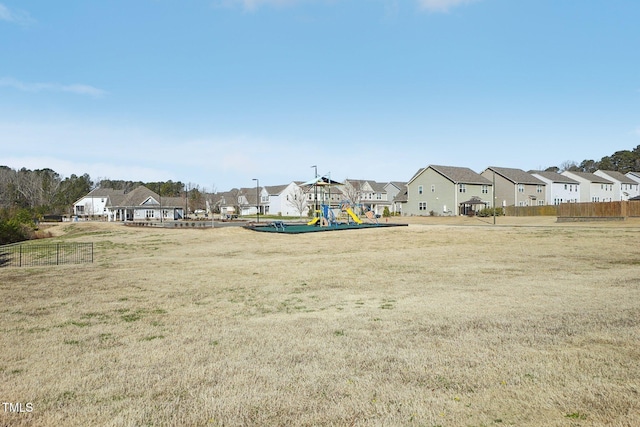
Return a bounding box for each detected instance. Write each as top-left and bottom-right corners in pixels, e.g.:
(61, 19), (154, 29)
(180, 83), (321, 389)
(558, 201), (640, 219)
(505, 205), (559, 216)
(0, 242), (93, 268)
(506, 201), (640, 220)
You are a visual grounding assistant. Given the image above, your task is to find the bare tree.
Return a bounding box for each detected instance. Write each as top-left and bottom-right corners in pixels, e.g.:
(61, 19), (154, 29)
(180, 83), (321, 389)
(342, 179), (364, 208)
(287, 185), (308, 217)
(559, 160), (579, 173)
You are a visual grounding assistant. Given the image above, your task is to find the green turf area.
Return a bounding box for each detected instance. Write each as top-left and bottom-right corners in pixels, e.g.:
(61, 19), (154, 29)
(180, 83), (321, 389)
(245, 222), (408, 234)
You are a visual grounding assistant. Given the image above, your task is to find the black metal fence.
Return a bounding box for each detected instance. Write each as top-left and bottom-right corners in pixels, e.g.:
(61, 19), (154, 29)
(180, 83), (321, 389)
(0, 242), (93, 268)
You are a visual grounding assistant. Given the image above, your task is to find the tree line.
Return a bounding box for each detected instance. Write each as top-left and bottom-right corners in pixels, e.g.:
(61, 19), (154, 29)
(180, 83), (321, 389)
(550, 145), (640, 174)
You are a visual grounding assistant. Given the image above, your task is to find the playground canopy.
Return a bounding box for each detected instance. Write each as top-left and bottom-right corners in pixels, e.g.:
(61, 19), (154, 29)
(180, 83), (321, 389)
(300, 176), (343, 187)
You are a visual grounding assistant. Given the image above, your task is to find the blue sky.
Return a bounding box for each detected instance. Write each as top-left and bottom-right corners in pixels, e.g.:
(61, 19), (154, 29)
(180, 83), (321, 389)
(1, 0), (638, 191)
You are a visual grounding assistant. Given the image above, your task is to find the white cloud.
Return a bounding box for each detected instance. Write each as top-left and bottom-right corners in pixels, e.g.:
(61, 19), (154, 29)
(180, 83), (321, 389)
(0, 77), (106, 98)
(417, 0), (479, 13)
(0, 3), (34, 26)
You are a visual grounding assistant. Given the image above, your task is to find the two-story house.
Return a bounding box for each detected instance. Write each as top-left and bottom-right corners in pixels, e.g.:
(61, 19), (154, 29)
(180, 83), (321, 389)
(481, 167), (546, 207)
(73, 187), (125, 219)
(406, 165), (493, 216)
(560, 171), (614, 202)
(593, 170), (640, 201)
(385, 182), (407, 215)
(264, 182), (308, 217)
(530, 171), (580, 205)
(341, 179), (391, 216)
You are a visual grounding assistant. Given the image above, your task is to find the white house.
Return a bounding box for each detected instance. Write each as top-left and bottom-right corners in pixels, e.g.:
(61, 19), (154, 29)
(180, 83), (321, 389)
(530, 171), (580, 205)
(594, 170), (640, 201)
(73, 188), (125, 219)
(264, 182), (307, 217)
(217, 187), (266, 217)
(561, 171), (615, 202)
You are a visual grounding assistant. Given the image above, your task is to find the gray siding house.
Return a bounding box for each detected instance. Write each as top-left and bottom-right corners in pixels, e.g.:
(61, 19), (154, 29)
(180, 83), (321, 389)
(406, 165), (492, 216)
(481, 167), (546, 207)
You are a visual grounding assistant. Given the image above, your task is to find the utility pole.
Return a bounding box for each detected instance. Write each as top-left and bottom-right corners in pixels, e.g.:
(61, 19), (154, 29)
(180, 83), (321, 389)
(493, 170), (496, 225)
(252, 178), (260, 223)
(311, 165), (318, 214)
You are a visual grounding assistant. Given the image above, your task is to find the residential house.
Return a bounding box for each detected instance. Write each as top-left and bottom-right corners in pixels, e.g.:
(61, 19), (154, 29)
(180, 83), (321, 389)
(217, 187), (268, 218)
(593, 170), (640, 201)
(406, 165), (493, 216)
(530, 171), (580, 205)
(385, 182), (407, 215)
(264, 182), (308, 217)
(73, 188), (125, 219)
(481, 167), (545, 207)
(341, 179), (392, 215)
(625, 172), (640, 193)
(104, 185), (184, 222)
(560, 171), (614, 202)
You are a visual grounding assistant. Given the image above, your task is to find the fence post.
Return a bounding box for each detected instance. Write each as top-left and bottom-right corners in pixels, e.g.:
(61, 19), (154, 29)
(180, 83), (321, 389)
(56, 243), (60, 265)
(19, 245), (22, 267)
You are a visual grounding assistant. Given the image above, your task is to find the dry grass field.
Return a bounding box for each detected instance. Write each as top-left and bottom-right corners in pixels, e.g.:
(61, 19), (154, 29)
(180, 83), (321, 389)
(1, 217), (639, 426)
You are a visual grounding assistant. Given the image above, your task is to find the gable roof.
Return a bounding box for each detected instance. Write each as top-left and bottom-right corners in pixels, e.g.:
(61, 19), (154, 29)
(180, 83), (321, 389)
(595, 170), (637, 185)
(430, 165), (492, 185)
(407, 168), (425, 185)
(386, 181), (407, 191)
(120, 186), (159, 207)
(106, 185), (183, 208)
(392, 185), (408, 203)
(264, 184), (290, 195)
(486, 167), (545, 185)
(530, 171), (579, 184)
(562, 171), (613, 184)
(73, 187), (125, 205)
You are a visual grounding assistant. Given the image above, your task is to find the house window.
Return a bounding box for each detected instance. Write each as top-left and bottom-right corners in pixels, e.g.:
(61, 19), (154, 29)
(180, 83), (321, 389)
(418, 202), (427, 211)
(458, 184), (466, 193)
(145, 210), (155, 218)
(564, 184), (567, 190)
(418, 186), (423, 195)
(537, 185), (543, 193)
(376, 193), (382, 200)
(518, 184), (525, 193)
(538, 200), (544, 206)
(431, 185), (435, 192)
(482, 185), (488, 194)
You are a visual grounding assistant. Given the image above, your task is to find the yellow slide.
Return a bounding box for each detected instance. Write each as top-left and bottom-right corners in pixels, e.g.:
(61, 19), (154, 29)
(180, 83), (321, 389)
(307, 217), (320, 225)
(346, 208), (363, 224)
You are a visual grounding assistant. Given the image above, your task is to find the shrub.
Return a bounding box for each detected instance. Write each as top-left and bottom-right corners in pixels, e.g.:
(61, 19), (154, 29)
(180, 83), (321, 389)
(0, 208), (37, 245)
(477, 207), (504, 217)
(382, 207), (391, 218)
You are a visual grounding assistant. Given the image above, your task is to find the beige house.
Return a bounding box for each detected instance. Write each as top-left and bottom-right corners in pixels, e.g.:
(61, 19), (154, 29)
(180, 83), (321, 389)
(405, 165), (492, 216)
(481, 167), (546, 207)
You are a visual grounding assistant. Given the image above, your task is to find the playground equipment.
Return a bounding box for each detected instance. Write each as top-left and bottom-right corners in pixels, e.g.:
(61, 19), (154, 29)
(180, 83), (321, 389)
(308, 205), (339, 227)
(345, 207), (363, 224)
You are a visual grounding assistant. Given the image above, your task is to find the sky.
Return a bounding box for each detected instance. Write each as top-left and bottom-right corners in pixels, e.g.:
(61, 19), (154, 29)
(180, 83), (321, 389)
(1, 0), (639, 191)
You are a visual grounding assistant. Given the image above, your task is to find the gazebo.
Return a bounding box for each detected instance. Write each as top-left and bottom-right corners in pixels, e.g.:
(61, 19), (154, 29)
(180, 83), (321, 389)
(459, 196), (488, 216)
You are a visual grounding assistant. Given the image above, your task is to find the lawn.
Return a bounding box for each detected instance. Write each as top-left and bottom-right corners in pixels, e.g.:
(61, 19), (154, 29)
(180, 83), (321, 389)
(1, 218), (639, 426)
